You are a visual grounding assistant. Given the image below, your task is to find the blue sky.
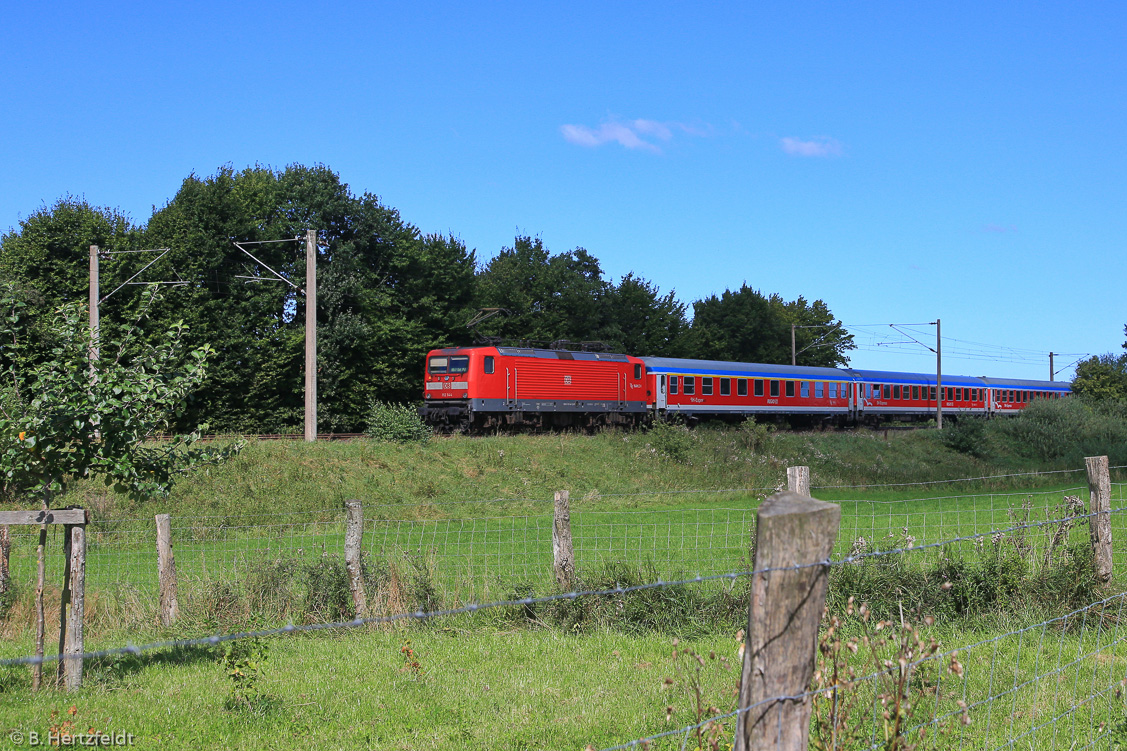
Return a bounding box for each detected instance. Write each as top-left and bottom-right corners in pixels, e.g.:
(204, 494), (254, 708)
(2, 2), (1123, 381)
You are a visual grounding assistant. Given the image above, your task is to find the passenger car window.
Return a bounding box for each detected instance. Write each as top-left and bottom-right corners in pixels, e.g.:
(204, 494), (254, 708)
(785, 381), (795, 398)
(702, 377), (713, 396)
(720, 378), (731, 396)
(770, 380), (779, 397)
(737, 379), (748, 397)
(755, 380), (764, 397)
(800, 381), (809, 398)
(670, 376), (678, 394)
(684, 377), (696, 395)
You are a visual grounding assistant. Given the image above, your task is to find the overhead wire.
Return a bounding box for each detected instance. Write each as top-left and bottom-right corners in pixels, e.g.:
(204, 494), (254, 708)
(846, 322), (1089, 370)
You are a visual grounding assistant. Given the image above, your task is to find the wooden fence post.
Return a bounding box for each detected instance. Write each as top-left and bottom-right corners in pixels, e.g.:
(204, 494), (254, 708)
(344, 500), (368, 618)
(0, 525), (9, 603)
(735, 490), (840, 751)
(786, 466), (810, 496)
(552, 491), (575, 589)
(63, 524), (85, 691)
(1086, 455), (1113, 583)
(155, 514), (180, 626)
(57, 524), (74, 688)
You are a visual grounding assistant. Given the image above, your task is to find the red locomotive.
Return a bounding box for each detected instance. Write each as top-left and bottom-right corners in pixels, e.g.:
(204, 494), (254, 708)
(421, 346), (649, 430)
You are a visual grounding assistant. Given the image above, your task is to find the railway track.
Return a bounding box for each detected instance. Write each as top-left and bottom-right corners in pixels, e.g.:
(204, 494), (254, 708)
(152, 433), (368, 442)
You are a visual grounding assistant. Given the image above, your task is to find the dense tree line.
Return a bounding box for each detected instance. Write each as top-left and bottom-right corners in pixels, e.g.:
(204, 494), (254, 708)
(0, 164), (854, 433)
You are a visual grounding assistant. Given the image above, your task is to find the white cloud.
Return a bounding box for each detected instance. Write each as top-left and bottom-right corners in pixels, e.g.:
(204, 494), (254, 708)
(560, 118), (705, 152)
(780, 136), (843, 157)
(632, 119), (673, 141)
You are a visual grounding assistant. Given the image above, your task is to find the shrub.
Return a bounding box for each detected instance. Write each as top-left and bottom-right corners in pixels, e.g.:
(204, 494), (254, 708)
(302, 555), (354, 622)
(218, 636), (270, 711)
(645, 419), (696, 463)
(830, 525), (1101, 624)
(1028, 542), (1099, 612)
(196, 579), (244, 627)
(990, 397), (1127, 466)
(244, 557), (301, 622)
(365, 401), (432, 444)
(938, 415), (991, 458)
(402, 550), (441, 614)
(736, 416), (774, 452)
(527, 561), (733, 637)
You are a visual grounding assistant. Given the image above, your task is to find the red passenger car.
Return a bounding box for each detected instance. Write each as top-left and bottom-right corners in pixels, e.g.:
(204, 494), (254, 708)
(641, 357), (854, 421)
(420, 346), (649, 430)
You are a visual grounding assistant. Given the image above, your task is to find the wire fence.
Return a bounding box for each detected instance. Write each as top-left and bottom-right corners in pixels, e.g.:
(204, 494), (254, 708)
(2, 465), (1127, 749)
(3, 500), (1125, 749)
(3, 474), (1126, 608)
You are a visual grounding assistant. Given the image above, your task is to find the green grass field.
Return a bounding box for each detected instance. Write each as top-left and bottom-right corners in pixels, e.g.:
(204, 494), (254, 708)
(2, 432), (1127, 749)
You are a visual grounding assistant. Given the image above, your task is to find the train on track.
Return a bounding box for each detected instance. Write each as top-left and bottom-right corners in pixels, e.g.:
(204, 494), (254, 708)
(420, 345), (1071, 431)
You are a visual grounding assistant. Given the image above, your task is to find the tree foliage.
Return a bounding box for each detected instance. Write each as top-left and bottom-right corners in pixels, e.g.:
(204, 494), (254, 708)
(474, 236), (609, 345)
(0, 197), (138, 308)
(1072, 352), (1127, 402)
(1070, 325), (1127, 402)
(473, 236), (690, 355)
(0, 284), (239, 505)
(137, 164), (475, 432)
(688, 285), (853, 367)
(767, 293), (855, 367)
(690, 284), (788, 363)
(600, 273), (691, 356)
(685, 285), (850, 366)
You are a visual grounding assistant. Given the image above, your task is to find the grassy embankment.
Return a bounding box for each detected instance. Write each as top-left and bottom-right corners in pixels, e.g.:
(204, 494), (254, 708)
(2, 414), (1126, 749)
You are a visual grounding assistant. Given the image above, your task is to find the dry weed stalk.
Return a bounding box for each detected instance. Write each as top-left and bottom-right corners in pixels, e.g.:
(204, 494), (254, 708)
(811, 597), (968, 751)
(662, 637), (737, 751)
(1043, 495), (1085, 568)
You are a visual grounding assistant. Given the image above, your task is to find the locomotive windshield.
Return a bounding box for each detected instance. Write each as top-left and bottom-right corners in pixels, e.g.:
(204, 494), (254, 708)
(428, 355), (470, 375)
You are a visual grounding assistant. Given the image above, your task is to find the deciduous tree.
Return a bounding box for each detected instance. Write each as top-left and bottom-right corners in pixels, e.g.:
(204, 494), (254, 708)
(0, 284), (239, 688)
(688, 284), (791, 364)
(1072, 352), (1127, 402)
(141, 164), (476, 432)
(474, 236), (608, 346)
